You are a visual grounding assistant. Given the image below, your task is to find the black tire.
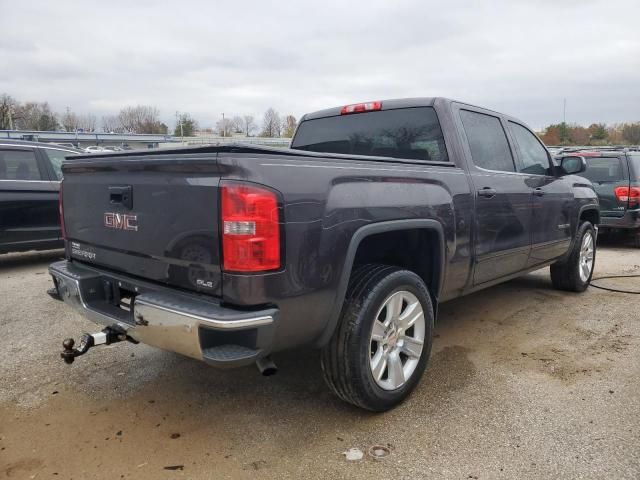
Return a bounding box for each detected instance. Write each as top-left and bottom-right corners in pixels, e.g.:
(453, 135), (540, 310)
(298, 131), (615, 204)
(550, 221), (596, 292)
(320, 264), (434, 411)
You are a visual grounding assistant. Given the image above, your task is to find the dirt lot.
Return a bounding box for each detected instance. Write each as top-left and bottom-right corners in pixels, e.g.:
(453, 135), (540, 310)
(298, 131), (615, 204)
(1, 241), (639, 479)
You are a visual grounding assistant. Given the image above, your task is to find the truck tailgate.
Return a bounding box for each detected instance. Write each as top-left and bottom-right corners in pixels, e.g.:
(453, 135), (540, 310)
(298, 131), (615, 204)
(62, 153), (222, 296)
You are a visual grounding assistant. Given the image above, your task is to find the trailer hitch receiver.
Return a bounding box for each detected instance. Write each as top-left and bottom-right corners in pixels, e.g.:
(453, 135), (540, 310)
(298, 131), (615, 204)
(61, 327), (128, 364)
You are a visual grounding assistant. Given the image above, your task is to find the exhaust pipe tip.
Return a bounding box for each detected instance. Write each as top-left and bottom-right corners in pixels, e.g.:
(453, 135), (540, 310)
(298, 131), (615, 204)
(256, 356), (277, 376)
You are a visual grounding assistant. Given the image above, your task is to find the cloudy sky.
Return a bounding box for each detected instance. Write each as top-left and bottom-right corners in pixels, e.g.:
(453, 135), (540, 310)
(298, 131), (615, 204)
(1, 0), (639, 131)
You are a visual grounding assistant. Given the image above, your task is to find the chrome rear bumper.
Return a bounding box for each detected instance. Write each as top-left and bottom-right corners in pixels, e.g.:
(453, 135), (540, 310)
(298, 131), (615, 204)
(49, 260), (277, 367)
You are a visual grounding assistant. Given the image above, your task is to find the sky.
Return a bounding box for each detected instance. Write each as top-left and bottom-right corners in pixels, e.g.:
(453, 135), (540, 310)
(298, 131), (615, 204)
(1, 0), (639, 131)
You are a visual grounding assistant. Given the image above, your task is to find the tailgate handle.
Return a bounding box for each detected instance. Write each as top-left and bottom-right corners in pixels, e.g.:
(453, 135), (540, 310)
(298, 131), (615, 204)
(109, 185), (133, 209)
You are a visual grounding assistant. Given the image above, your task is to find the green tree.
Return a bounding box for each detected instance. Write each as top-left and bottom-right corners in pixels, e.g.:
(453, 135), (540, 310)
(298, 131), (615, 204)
(174, 113), (198, 137)
(558, 122), (571, 145)
(588, 123), (608, 142)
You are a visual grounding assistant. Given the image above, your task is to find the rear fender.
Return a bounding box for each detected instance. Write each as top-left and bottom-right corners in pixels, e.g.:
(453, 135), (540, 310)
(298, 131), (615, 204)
(314, 219), (445, 347)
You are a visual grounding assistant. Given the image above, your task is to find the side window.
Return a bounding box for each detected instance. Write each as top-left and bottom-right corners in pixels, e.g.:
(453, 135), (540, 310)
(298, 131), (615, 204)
(460, 110), (515, 172)
(43, 148), (77, 180)
(508, 122), (551, 175)
(0, 149), (42, 180)
(629, 154), (640, 179)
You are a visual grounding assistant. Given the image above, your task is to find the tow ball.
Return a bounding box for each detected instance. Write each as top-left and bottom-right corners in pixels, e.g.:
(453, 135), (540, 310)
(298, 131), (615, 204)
(61, 327), (130, 364)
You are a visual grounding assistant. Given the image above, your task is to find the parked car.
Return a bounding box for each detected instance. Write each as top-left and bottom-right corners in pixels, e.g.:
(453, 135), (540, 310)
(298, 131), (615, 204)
(84, 146), (109, 153)
(0, 140), (81, 254)
(569, 148), (640, 246)
(50, 98), (599, 411)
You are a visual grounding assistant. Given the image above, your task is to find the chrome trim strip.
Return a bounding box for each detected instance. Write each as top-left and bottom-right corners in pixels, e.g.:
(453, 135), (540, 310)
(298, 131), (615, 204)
(0, 143), (79, 154)
(134, 298), (273, 329)
(0, 179), (54, 183)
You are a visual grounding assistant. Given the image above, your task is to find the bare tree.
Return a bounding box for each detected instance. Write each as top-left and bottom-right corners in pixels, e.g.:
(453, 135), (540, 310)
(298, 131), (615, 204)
(0, 94), (18, 130)
(77, 114), (96, 132)
(282, 115), (298, 138)
(61, 107), (78, 132)
(216, 117), (235, 137)
(232, 116), (244, 134)
(243, 115), (256, 137)
(101, 115), (122, 133)
(261, 108), (281, 137)
(117, 105), (165, 134)
(14, 102), (58, 131)
(622, 123), (640, 145)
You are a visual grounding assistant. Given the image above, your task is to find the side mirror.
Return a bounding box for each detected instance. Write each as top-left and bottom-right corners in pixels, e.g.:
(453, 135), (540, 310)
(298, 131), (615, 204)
(560, 155), (586, 175)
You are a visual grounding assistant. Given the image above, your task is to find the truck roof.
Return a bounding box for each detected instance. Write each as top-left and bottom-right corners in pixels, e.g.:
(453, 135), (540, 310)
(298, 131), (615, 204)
(300, 97), (505, 121)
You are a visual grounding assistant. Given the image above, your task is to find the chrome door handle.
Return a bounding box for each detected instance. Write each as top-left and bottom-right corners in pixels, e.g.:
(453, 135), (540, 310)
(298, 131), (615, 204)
(477, 188), (497, 198)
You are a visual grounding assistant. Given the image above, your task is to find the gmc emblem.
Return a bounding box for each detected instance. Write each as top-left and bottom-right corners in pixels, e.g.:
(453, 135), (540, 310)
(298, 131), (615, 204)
(104, 212), (138, 231)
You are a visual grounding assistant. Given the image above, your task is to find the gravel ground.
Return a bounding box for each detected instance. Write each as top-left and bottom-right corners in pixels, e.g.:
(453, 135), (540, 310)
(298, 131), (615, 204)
(1, 240), (639, 479)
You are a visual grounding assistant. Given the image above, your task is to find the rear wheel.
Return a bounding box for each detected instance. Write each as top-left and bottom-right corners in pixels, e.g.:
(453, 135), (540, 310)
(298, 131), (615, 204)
(321, 264), (434, 411)
(550, 221), (596, 292)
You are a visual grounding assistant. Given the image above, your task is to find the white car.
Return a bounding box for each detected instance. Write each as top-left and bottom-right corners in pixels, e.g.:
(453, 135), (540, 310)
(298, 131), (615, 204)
(84, 146), (108, 153)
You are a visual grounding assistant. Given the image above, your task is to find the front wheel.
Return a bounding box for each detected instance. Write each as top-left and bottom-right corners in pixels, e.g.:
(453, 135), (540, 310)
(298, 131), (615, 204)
(550, 221), (596, 292)
(321, 265), (434, 411)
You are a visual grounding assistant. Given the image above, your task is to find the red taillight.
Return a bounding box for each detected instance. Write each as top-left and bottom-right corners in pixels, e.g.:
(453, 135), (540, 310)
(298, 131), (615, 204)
(221, 182), (281, 272)
(340, 101), (382, 115)
(59, 182), (66, 239)
(614, 186), (640, 206)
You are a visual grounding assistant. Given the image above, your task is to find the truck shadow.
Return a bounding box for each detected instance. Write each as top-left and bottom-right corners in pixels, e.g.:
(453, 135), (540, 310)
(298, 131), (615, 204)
(0, 249), (64, 271)
(96, 270), (558, 418)
(598, 232), (639, 249)
(18, 269), (594, 475)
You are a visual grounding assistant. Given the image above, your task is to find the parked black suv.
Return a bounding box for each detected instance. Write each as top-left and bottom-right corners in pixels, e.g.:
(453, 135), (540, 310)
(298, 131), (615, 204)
(0, 140), (80, 253)
(564, 148), (640, 246)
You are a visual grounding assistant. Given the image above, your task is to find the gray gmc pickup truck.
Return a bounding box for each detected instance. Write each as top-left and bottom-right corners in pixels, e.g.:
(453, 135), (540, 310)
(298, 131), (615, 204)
(50, 98), (599, 411)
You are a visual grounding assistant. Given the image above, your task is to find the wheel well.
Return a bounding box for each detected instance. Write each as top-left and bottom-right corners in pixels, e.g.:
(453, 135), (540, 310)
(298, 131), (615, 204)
(352, 229), (442, 299)
(580, 208), (599, 227)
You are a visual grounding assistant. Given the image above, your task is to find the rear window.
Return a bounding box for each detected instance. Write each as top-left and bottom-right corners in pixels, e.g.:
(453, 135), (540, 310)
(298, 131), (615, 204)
(582, 157), (625, 183)
(291, 107), (449, 162)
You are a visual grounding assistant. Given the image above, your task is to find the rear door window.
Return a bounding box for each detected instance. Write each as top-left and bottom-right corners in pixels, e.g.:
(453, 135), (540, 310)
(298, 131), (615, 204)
(582, 157), (626, 183)
(0, 149), (43, 180)
(291, 107), (449, 162)
(459, 110), (515, 172)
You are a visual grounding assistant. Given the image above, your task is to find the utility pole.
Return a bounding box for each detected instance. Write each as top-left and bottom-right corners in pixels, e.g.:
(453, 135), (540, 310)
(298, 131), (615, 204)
(175, 111), (184, 143)
(222, 113), (225, 137)
(563, 98), (566, 124)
